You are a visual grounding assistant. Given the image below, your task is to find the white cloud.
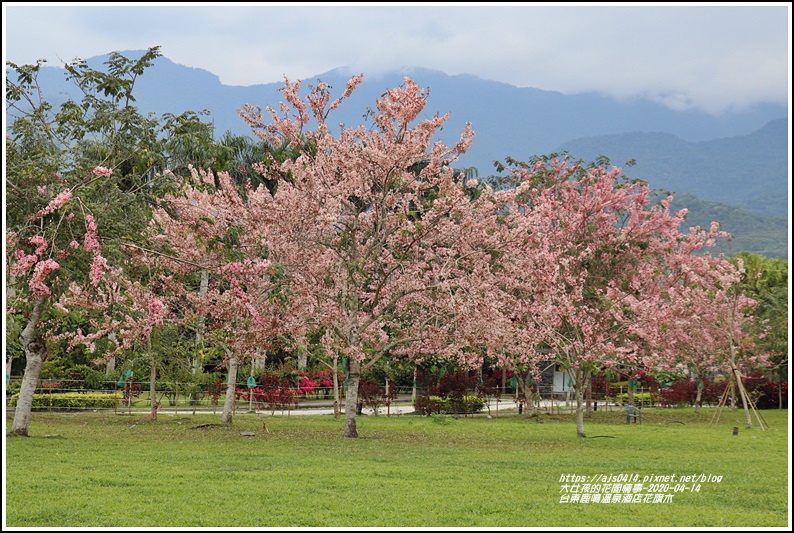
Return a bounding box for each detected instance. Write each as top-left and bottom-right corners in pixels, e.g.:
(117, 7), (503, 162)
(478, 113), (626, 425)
(3, 3), (789, 115)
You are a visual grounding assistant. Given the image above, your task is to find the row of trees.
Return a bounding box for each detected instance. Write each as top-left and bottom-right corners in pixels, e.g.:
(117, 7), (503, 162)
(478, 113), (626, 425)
(6, 48), (786, 438)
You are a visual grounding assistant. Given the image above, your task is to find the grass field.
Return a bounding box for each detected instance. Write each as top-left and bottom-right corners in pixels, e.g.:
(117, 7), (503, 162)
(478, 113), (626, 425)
(4, 407), (790, 527)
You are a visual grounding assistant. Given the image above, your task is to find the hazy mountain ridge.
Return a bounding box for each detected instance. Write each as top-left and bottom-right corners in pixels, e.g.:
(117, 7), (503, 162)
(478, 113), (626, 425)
(668, 193), (788, 259)
(27, 51), (787, 175)
(10, 50), (790, 258)
(555, 118), (789, 218)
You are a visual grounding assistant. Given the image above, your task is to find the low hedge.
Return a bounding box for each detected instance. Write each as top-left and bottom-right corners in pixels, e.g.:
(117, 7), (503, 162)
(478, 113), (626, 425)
(9, 392), (122, 410)
(414, 395), (485, 415)
(614, 392), (657, 407)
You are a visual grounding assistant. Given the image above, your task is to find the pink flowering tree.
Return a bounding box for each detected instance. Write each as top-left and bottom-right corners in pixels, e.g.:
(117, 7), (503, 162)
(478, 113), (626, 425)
(485, 156), (738, 437)
(54, 268), (172, 420)
(147, 166), (248, 377)
(145, 166), (286, 424)
(465, 185), (557, 415)
(239, 75), (480, 437)
(6, 167), (115, 435)
(653, 246), (764, 424)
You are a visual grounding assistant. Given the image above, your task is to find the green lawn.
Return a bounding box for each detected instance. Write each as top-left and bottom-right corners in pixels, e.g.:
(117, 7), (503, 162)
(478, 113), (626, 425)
(4, 408), (789, 527)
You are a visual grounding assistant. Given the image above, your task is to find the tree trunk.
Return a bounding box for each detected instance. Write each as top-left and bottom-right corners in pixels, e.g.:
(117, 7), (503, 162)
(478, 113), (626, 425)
(5, 277), (18, 408)
(5, 351), (14, 407)
(515, 376), (535, 417)
(694, 386), (703, 413)
(332, 356), (341, 419)
(528, 385), (538, 416)
(343, 359), (361, 438)
(411, 365), (418, 405)
(694, 379), (703, 414)
(574, 369), (589, 438)
(779, 378), (783, 410)
(220, 356), (238, 424)
(733, 367), (754, 429)
(253, 352), (266, 371)
(297, 350), (308, 370)
(11, 297), (47, 437)
(728, 344), (753, 428)
(105, 332), (117, 375)
(585, 376), (593, 417)
(149, 346), (158, 420)
(193, 269), (209, 373)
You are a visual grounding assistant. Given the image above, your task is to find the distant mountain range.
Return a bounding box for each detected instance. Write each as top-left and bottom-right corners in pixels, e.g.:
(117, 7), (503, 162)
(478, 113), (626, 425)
(11, 50), (790, 258)
(556, 118), (789, 218)
(666, 192), (788, 260)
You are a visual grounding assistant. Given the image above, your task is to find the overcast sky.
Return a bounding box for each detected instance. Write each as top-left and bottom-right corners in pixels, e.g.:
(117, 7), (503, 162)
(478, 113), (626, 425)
(3, 3), (791, 115)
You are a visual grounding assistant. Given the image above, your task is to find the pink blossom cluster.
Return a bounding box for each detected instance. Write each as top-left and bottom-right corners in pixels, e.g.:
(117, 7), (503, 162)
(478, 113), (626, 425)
(217, 260), (271, 277)
(32, 189), (73, 219)
(10, 250), (38, 277)
(89, 255), (110, 287)
(80, 214), (111, 286)
(92, 166), (114, 177)
(29, 259), (60, 297)
(83, 215), (101, 254)
(147, 297), (166, 324)
(52, 301), (71, 314)
(29, 235), (49, 256)
(69, 327), (114, 354)
(342, 74), (364, 99)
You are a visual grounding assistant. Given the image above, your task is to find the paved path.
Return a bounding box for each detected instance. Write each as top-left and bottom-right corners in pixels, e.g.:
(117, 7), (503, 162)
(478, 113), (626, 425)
(12, 398), (610, 417)
(157, 398), (526, 417)
(251, 398), (615, 417)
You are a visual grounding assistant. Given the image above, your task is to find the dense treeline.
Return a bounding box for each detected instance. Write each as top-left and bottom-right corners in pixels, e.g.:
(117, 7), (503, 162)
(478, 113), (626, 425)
(6, 48), (787, 440)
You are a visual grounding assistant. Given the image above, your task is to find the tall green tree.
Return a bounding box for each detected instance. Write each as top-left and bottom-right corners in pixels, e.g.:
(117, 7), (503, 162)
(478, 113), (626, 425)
(5, 46), (213, 435)
(732, 252), (788, 380)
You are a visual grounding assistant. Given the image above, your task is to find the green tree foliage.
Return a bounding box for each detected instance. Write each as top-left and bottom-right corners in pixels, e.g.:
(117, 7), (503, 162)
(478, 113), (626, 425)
(5, 46), (218, 435)
(732, 252), (788, 375)
(6, 47), (219, 266)
(668, 193), (787, 259)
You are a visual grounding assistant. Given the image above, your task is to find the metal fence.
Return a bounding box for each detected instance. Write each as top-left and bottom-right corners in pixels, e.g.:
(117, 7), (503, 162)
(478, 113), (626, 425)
(6, 378), (665, 414)
(4, 379), (417, 414)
